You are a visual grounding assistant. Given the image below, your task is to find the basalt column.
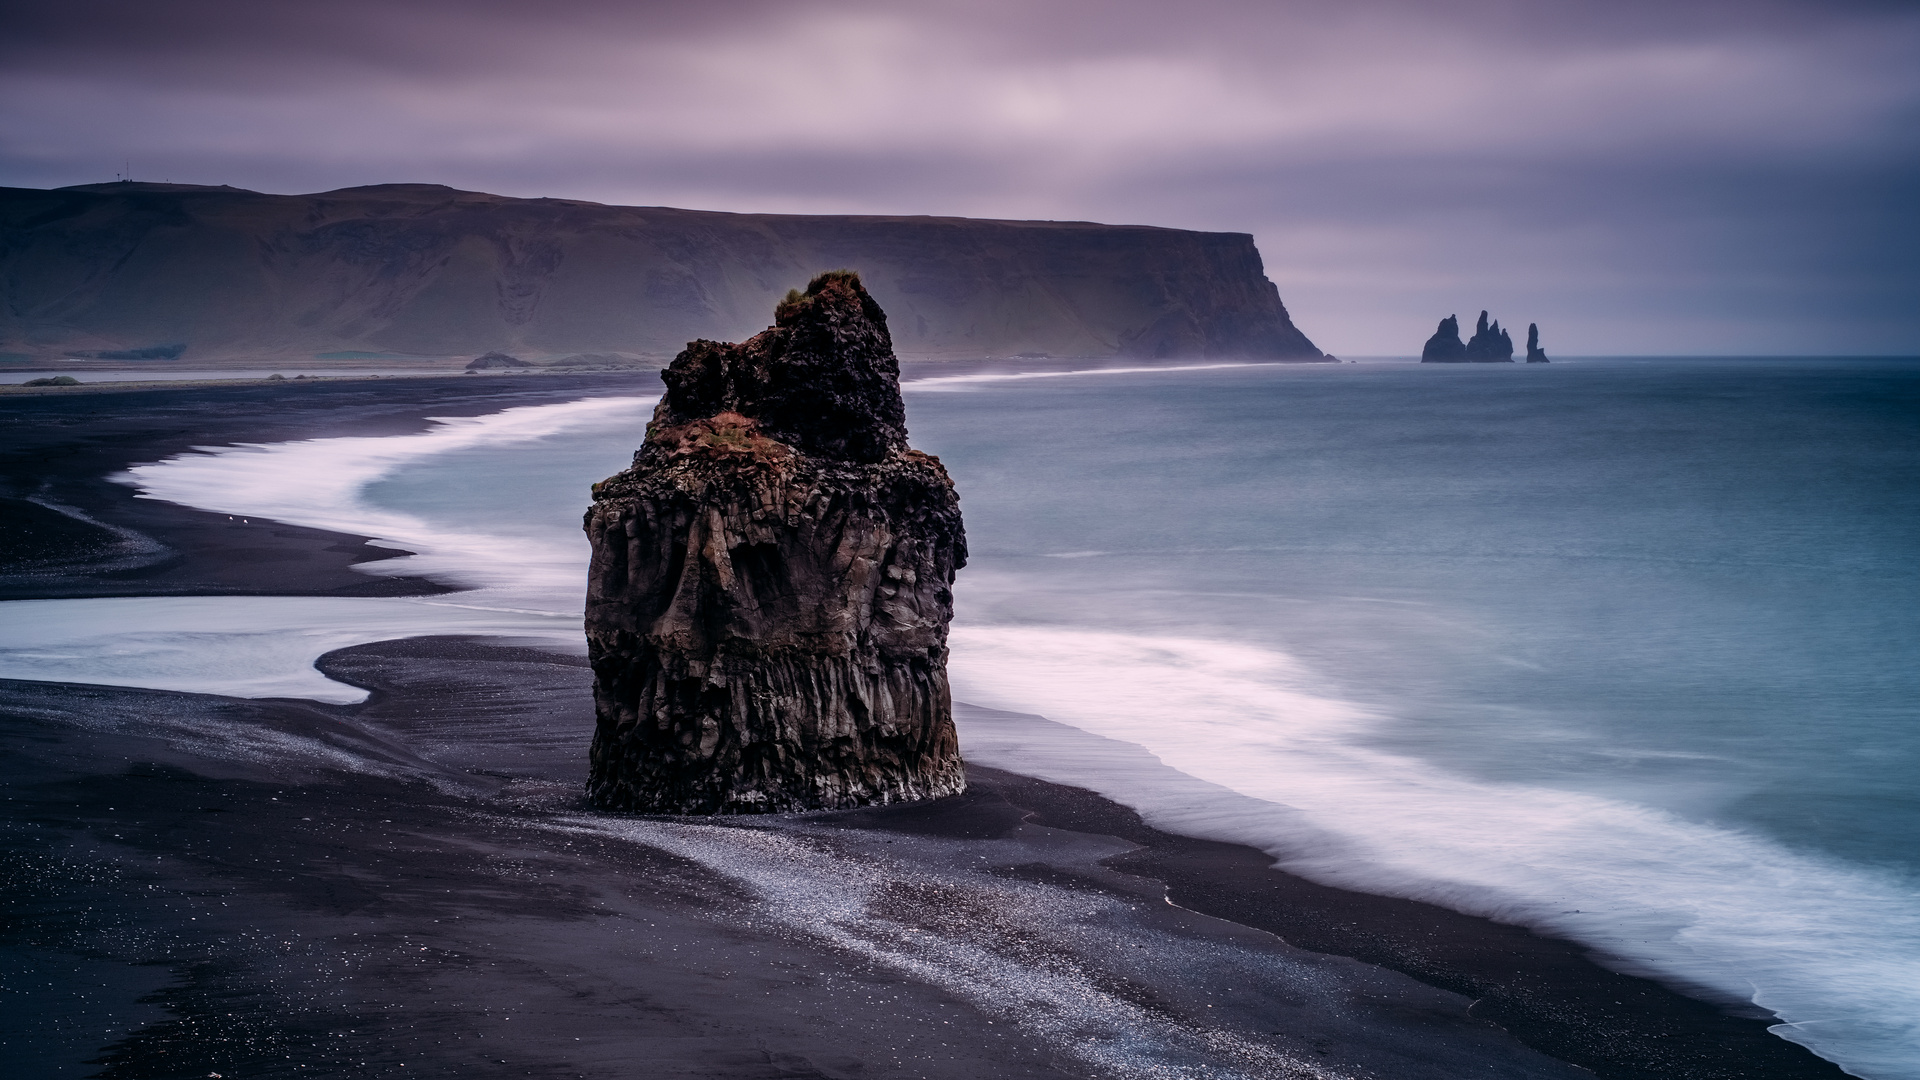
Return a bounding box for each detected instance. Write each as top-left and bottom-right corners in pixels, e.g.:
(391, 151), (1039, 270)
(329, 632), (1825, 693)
(582, 271), (968, 813)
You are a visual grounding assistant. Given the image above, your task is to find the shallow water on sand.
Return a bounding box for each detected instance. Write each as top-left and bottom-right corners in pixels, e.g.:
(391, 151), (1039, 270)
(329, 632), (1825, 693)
(3, 358), (1917, 1077)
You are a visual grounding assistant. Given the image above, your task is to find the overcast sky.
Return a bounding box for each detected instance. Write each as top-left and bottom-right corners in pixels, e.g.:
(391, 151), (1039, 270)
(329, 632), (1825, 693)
(3, 0), (1915, 355)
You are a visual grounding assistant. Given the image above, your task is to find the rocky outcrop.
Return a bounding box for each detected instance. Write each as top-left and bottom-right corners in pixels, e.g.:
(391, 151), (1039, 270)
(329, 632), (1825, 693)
(547, 353), (648, 370)
(1421, 311), (1517, 363)
(0, 182), (1326, 364)
(1421, 315), (1467, 362)
(1526, 323), (1550, 363)
(582, 271), (967, 813)
(464, 351), (532, 370)
(1464, 311), (1515, 362)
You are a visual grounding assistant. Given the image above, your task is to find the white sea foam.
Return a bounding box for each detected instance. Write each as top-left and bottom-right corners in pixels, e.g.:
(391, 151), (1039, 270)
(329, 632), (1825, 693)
(949, 625), (1919, 1078)
(119, 395), (657, 610)
(0, 396), (651, 702)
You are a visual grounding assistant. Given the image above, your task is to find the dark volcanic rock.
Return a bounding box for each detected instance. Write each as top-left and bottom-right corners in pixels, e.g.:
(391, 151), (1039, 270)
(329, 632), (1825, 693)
(1526, 323), (1550, 363)
(1464, 311), (1516, 362)
(1423, 311), (1520, 363)
(464, 351), (532, 370)
(659, 279), (907, 464)
(1421, 315), (1467, 362)
(582, 271), (967, 813)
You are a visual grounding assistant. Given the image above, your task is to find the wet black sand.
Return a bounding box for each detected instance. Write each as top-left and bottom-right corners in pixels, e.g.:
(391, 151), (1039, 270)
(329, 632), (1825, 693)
(0, 378), (1849, 1078)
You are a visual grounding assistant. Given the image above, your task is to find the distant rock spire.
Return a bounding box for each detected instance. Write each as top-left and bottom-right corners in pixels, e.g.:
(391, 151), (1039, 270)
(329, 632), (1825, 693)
(1421, 315), (1467, 362)
(1463, 310), (1515, 362)
(1424, 309), (1524, 363)
(1526, 323), (1550, 363)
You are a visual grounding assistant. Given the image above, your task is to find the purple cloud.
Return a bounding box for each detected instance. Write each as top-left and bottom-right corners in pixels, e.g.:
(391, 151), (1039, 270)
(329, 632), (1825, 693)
(3, 0), (1915, 353)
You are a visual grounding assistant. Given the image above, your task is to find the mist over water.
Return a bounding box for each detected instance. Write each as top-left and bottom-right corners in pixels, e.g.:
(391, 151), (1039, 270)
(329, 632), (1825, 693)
(6, 360), (1918, 1076)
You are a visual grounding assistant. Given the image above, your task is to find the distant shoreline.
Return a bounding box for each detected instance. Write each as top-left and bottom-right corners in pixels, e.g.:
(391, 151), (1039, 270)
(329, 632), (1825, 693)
(0, 352), (1348, 393)
(0, 367), (646, 394)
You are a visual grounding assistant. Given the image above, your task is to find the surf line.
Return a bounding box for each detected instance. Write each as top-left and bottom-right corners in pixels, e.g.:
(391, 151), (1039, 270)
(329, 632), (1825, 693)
(0, 395), (657, 702)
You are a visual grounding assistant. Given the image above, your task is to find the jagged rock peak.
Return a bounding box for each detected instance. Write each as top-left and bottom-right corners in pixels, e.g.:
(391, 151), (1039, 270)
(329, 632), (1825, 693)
(1423, 310), (1523, 363)
(1526, 323), (1550, 363)
(1421, 314), (1466, 362)
(582, 271), (967, 814)
(1464, 310), (1515, 362)
(654, 270), (907, 464)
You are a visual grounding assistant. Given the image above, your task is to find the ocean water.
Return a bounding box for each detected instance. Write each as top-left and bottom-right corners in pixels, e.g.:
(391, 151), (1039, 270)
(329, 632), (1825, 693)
(0, 397), (643, 701)
(2, 358), (1916, 1076)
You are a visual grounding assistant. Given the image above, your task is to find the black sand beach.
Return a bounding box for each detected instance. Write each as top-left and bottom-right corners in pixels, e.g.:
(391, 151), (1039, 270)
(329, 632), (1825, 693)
(0, 378), (1848, 1078)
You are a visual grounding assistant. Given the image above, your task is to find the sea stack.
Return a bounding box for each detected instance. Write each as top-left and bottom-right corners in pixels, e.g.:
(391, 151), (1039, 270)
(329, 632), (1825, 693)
(1421, 315), (1467, 362)
(1464, 311), (1515, 362)
(582, 271), (967, 813)
(1526, 323), (1550, 363)
(1421, 311), (1518, 362)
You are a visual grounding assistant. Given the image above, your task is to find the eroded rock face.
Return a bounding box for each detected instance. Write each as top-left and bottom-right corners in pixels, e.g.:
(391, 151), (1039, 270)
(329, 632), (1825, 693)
(583, 271), (967, 813)
(1526, 323), (1550, 363)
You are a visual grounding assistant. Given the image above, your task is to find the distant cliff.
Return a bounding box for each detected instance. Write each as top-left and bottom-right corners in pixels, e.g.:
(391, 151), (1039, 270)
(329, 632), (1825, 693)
(0, 182), (1325, 364)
